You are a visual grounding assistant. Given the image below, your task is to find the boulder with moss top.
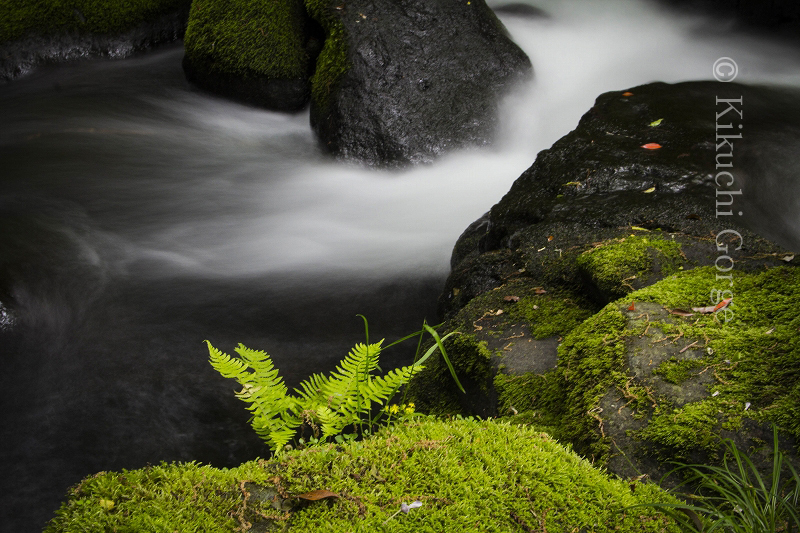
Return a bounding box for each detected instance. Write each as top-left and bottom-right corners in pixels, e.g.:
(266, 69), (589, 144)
(182, 0), (323, 110)
(44, 417), (682, 532)
(411, 80), (800, 482)
(512, 265), (800, 483)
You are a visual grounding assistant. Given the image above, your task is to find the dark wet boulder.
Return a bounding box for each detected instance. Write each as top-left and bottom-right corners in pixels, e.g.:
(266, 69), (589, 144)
(442, 81), (800, 318)
(182, 0), (323, 111)
(308, 0), (532, 166)
(0, 0), (190, 82)
(407, 80), (800, 482)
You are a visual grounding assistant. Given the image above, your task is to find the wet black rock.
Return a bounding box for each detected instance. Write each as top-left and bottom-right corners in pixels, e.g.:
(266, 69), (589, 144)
(0, 8), (190, 83)
(441, 81), (800, 318)
(311, 0), (532, 167)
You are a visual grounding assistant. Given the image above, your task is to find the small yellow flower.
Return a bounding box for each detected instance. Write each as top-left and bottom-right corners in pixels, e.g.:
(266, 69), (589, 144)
(389, 404), (400, 414)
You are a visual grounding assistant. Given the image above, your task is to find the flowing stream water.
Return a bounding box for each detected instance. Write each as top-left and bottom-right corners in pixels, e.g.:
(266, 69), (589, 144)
(1, 0), (799, 530)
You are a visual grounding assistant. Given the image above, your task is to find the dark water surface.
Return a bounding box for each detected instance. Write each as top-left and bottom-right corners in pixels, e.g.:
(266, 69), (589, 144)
(2, 1), (800, 530)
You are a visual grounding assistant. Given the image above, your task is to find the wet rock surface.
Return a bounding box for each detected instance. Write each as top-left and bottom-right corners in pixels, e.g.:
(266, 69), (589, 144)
(310, 0), (532, 166)
(0, 7), (189, 82)
(441, 81), (800, 318)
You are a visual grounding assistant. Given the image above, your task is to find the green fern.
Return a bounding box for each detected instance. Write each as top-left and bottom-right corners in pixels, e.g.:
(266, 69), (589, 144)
(206, 320), (457, 453)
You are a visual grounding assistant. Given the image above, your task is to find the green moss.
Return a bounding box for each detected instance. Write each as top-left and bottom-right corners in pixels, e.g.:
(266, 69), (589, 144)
(405, 334), (494, 416)
(0, 0), (188, 44)
(512, 292), (595, 339)
(494, 372), (567, 436)
(44, 460), (276, 532)
(651, 357), (707, 385)
(576, 233), (685, 300)
(636, 400), (728, 460)
(304, 0), (348, 111)
(536, 265), (800, 466)
(184, 0), (310, 79)
(45, 418), (682, 532)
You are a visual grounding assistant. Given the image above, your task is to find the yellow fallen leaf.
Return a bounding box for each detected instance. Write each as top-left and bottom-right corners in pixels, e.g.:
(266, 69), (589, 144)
(631, 226), (650, 231)
(649, 118), (663, 127)
(643, 187), (656, 193)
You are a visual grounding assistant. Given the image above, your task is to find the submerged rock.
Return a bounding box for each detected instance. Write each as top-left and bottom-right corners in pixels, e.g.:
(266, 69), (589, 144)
(309, 0), (532, 166)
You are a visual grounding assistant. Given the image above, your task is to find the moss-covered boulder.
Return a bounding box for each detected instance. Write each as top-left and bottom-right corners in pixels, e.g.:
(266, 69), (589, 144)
(0, 0), (190, 81)
(44, 417), (682, 532)
(308, 0), (532, 166)
(495, 266), (800, 483)
(182, 0), (322, 111)
(408, 278), (598, 418)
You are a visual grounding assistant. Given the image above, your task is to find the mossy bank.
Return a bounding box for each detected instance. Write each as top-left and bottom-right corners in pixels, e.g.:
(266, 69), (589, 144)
(45, 417), (681, 532)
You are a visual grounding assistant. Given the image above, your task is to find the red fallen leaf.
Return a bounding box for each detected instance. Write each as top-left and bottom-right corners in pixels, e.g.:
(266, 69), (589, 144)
(641, 143), (662, 150)
(669, 309), (694, 317)
(296, 489), (339, 501)
(692, 298), (732, 314)
(628, 302), (636, 311)
(534, 288), (547, 295)
(622, 91), (634, 97)
(713, 297), (733, 312)
(504, 295), (520, 302)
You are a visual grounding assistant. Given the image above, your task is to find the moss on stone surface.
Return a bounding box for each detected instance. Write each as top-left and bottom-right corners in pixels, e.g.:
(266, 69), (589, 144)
(523, 265), (800, 468)
(576, 233), (685, 301)
(304, 0), (348, 111)
(45, 418), (682, 532)
(408, 279), (598, 418)
(0, 0), (188, 44)
(406, 333), (495, 417)
(183, 0), (310, 79)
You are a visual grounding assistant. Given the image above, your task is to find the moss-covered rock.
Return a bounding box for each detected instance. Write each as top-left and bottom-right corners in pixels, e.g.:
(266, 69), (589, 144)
(44, 418), (682, 532)
(408, 278), (597, 418)
(182, 0), (322, 110)
(0, 0), (190, 81)
(506, 265), (800, 483)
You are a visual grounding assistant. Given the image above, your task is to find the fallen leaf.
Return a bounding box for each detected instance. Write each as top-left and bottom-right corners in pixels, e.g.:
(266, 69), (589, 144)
(563, 181), (581, 186)
(631, 226), (650, 231)
(297, 489), (339, 501)
(713, 298), (733, 312)
(547, 235), (554, 241)
(744, 402), (751, 411)
(504, 295), (520, 302)
(495, 309), (504, 316)
(643, 187), (656, 193)
(669, 309), (694, 317)
(628, 302), (636, 311)
(649, 118), (663, 127)
(534, 288), (547, 295)
(765, 327), (775, 335)
(622, 91), (634, 97)
(712, 391), (720, 397)
(692, 298), (732, 314)
(782, 254), (795, 262)
(641, 143), (662, 150)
